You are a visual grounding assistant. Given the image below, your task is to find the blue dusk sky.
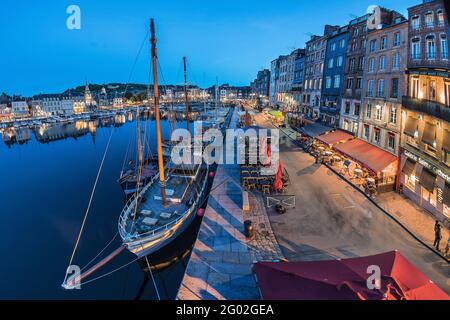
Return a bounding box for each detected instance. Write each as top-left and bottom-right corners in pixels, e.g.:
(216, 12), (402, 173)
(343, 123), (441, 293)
(0, 0), (418, 96)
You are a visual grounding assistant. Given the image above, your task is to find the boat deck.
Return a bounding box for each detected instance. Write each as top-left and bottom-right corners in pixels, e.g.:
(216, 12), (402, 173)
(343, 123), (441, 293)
(124, 169), (206, 237)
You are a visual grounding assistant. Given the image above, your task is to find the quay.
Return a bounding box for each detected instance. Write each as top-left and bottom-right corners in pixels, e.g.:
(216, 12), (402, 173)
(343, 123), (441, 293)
(177, 108), (283, 300)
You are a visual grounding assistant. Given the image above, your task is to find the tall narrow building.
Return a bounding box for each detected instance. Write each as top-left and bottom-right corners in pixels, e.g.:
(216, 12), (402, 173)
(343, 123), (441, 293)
(360, 11), (408, 156)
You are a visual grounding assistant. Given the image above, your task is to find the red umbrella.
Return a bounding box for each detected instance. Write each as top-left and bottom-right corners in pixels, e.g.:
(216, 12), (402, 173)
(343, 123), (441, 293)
(254, 251), (449, 300)
(274, 160), (283, 192)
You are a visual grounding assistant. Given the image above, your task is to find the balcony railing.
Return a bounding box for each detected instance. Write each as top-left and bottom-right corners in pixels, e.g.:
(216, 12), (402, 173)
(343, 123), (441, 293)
(402, 96), (450, 122)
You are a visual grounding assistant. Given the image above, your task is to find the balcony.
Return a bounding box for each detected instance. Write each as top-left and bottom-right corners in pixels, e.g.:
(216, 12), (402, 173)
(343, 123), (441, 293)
(409, 58), (450, 69)
(402, 96), (450, 123)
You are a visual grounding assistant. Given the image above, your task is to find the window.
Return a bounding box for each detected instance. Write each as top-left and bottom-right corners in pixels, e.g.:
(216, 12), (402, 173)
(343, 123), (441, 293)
(354, 28), (360, 37)
(446, 82), (450, 106)
(334, 75), (341, 88)
(354, 103), (360, 116)
(343, 119), (349, 130)
(364, 124), (370, 140)
(411, 38), (421, 59)
(356, 77), (363, 89)
(375, 105), (382, 120)
(366, 103), (372, 118)
(349, 58), (356, 72)
(340, 39), (346, 49)
(441, 34), (448, 59)
(337, 56), (343, 67)
(391, 78), (399, 98)
(377, 79), (385, 97)
(381, 36), (388, 50)
(392, 52), (400, 70)
(352, 41), (358, 51)
(325, 76), (332, 89)
(437, 10), (445, 26)
(405, 172), (416, 191)
(411, 16), (420, 30)
(426, 35), (436, 59)
(369, 58), (376, 72)
(361, 39), (367, 49)
(390, 106), (397, 124)
(379, 56), (386, 70)
(394, 32), (401, 47)
(347, 78), (353, 90)
(331, 43), (336, 51)
(429, 80), (436, 101)
(328, 58), (334, 69)
(411, 78), (419, 98)
(425, 12), (434, 28)
(344, 102), (350, 114)
(422, 187), (437, 207)
(373, 128), (381, 144)
(370, 39), (377, 52)
(388, 133), (396, 150)
(358, 57), (365, 71)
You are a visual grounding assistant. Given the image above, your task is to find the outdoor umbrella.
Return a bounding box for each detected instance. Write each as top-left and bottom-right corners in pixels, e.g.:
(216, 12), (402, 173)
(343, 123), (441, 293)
(254, 251), (449, 300)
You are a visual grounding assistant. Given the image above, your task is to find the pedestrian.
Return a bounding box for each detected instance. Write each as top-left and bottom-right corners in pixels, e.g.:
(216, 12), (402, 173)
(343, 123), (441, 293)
(433, 220), (442, 251)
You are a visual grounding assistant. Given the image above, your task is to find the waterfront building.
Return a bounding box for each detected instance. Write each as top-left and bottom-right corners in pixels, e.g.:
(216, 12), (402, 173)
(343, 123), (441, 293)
(291, 49), (306, 111)
(303, 25), (340, 120)
(251, 69), (271, 103)
(11, 100), (29, 117)
(269, 56), (284, 106)
(321, 25), (349, 127)
(0, 104), (12, 122)
(360, 11), (408, 156)
(339, 14), (371, 135)
(84, 83), (96, 110)
(73, 95), (86, 114)
(400, 0), (450, 224)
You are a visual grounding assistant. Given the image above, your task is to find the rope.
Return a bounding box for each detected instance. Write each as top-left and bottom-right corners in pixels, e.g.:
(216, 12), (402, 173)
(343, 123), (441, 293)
(79, 256), (140, 287)
(145, 255), (161, 300)
(64, 131), (114, 283)
(80, 232), (119, 272)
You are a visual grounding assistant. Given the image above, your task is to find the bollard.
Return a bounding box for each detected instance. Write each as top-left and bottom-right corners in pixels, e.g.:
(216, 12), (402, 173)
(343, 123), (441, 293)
(244, 220), (254, 239)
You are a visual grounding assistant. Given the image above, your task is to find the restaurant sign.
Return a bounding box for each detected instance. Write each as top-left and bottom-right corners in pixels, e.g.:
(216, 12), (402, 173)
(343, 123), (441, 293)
(404, 150), (450, 183)
(409, 70), (450, 78)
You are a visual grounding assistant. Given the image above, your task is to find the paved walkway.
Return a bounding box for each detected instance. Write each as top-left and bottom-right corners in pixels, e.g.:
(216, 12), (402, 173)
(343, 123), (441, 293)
(377, 192), (450, 256)
(177, 108), (283, 300)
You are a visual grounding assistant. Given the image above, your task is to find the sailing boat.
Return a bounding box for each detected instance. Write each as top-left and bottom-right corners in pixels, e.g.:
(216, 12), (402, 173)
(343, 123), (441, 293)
(118, 19), (209, 257)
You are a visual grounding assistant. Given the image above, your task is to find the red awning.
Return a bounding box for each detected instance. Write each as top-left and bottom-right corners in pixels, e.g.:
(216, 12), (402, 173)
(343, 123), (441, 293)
(316, 130), (354, 146)
(333, 139), (397, 174)
(253, 251), (449, 300)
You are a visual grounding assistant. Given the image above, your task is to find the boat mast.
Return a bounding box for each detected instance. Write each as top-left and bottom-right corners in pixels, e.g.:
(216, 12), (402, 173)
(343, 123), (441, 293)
(150, 18), (167, 206)
(183, 56), (190, 132)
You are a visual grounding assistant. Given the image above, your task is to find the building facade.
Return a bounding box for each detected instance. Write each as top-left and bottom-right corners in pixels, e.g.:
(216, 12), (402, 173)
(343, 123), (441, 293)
(11, 100), (29, 117)
(251, 69), (271, 102)
(292, 49), (306, 110)
(302, 25), (339, 120)
(360, 13), (408, 156)
(321, 25), (349, 126)
(339, 15), (370, 135)
(400, 0), (450, 224)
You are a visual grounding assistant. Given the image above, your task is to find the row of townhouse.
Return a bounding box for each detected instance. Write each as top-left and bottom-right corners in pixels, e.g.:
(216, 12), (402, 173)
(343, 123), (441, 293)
(254, 0), (450, 222)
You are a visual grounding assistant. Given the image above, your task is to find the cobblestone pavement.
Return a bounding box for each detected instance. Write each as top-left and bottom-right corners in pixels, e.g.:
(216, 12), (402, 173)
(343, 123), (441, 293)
(245, 191), (285, 262)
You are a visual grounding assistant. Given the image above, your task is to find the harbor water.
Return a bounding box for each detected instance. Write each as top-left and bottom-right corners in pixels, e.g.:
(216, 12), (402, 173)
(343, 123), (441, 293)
(0, 114), (202, 299)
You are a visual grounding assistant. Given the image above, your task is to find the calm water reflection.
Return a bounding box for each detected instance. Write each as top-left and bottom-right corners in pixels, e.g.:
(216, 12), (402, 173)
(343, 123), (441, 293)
(0, 113), (200, 299)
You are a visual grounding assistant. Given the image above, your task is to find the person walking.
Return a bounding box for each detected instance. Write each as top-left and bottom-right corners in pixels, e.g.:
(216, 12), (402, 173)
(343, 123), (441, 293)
(433, 221), (442, 251)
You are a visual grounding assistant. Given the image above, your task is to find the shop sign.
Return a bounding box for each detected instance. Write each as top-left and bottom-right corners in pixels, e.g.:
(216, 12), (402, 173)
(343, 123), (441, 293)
(404, 150), (450, 183)
(409, 70), (450, 78)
